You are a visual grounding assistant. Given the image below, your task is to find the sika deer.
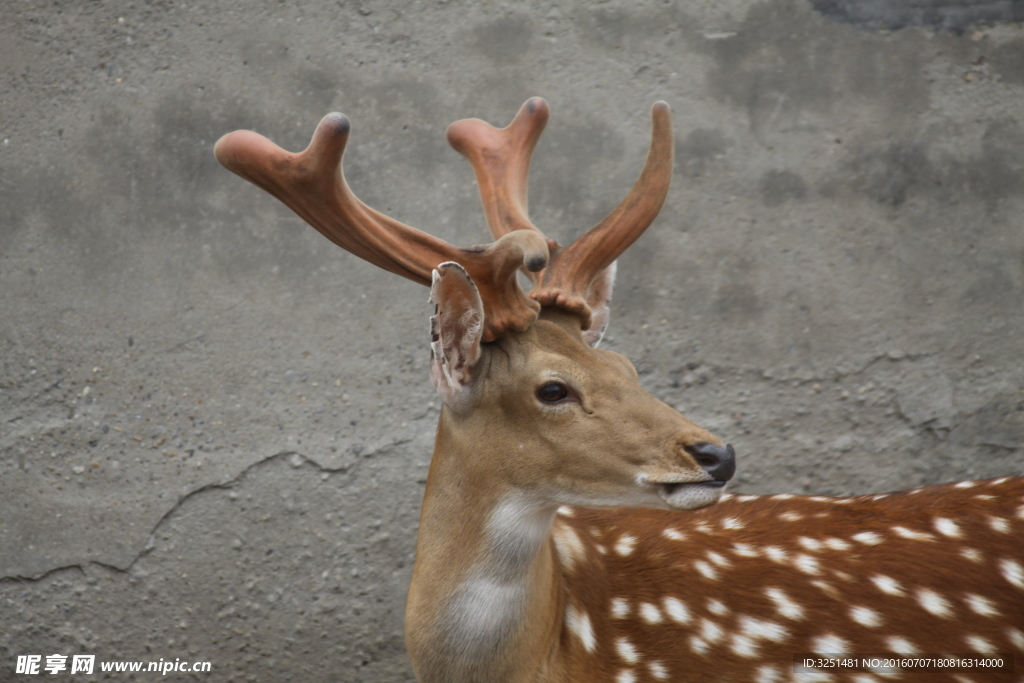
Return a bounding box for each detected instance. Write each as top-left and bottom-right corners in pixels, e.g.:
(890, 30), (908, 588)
(215, 98), (1023, 683)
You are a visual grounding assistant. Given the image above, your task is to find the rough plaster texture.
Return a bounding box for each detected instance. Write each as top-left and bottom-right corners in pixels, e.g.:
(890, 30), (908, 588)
(1, 0), (1022, 680)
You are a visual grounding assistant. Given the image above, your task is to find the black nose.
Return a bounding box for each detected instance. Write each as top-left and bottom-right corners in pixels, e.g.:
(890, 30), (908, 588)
(688, 442), (736, 483)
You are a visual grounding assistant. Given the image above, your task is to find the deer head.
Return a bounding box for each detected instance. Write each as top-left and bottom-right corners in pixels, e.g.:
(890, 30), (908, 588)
(214, 98), (735, 514)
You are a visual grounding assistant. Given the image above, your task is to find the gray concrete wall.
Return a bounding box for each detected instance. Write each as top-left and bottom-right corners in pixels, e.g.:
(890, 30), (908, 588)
(2, 0), (1022, 680)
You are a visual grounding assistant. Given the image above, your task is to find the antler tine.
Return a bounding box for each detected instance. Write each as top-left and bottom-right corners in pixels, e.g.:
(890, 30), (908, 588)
(447, 98), (550, 281)
(531, 102), (674, 327)
(215, 113), (548, 341)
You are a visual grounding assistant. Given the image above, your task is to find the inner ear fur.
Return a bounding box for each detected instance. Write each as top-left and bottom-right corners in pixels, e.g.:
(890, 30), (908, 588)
(429, 262), (485, 404)
(581, 262), (616, 347)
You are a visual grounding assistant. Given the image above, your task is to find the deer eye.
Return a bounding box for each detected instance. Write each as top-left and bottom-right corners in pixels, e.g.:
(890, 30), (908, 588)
(537, 382), (569, 403)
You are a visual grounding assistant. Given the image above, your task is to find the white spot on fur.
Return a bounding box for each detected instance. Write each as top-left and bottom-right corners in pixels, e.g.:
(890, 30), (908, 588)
(798, 537), (823, 552)
(963, 593), (999, 617)
(960, 547), (984, 563)
(811, 580), (839, 597)
(823, 537), (851, 551)
(764, 546), (788, 563)
(754, 664), (782, 683)
(694, 560), (718, 580)
(934, 517), (963, 538)
(809, 496), (832, 502)
(1000, 558), (1024, 590)
(663, 528), (686, 541)
(648, 661), (668, 680)
(852, 531), (884, 545)
(794, 554), (821, 575)
(988, 516), (1011, 533)
(615, 534), (637, 557)
(615, 637), (639, 664)
(780, 511), (803, 522)
(721, 517), (744, 529)
(689, 635), (709, 655)
(735, 494), (758, 502)
(773, 494), (794, 500)
(615, 670), (636, 683)
(699, 618), (724, 643)
(991, 477), (1009, 485)
(739, 615), (789, 642)
(871, 575), (904, 596)
(707, 551), (731, 568)
(955, 481), (977, 489)
(557, 505), (574, 516)
(885, 636), (917, 653)
(640, 602), (663, 624)
(964, 634), (995, 653)
(893, 526), (935, 541)
(812, 634), (850, 655)
(730, 633), (759, 657)
(663, 596), (691, 624)
(566, 604), (596, 652)
(552, 524), (586, 570)
(611, 597), (630, 619)
(707, 599), (729, 616)
(1006, 627), (1024, 651)
(733, 543), (759, 557)
(693, 522), (713, 534)
(850, 606), (883, 628)
(765, 587), (805, 620)
(916, 588), (954, 618)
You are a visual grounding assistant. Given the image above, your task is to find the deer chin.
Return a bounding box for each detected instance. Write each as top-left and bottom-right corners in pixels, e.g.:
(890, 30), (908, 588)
(638, 475), (729, 511)
(654, 479), (726, 510)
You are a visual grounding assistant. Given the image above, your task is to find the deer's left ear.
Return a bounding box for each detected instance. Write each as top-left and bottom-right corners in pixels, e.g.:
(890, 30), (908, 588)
(581, 262), (616, 347)
(429, 262), (485, 405)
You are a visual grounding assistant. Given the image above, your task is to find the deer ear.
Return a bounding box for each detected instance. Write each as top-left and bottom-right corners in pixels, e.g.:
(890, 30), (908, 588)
(429, 262), (485, 405)
(581, 261), (616, 347)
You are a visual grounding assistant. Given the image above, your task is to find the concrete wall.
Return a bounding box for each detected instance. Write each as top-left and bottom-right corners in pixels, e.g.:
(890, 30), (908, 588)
(2, 0), (1022, 680)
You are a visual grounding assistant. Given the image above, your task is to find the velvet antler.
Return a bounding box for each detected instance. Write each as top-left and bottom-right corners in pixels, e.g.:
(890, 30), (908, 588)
(448, 100), (674, 329)
(214, 113), (548, 341)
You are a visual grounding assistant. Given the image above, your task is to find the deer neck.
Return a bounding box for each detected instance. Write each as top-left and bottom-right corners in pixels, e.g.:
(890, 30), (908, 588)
(405, 409), (566, 683)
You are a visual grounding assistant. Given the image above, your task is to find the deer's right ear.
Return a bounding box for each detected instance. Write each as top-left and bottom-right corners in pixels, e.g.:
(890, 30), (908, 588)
(581, 262), (616, 347)
(429, 262), (485, 405)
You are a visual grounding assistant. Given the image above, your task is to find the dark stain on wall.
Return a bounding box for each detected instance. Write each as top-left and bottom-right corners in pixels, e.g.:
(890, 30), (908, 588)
(760, 169), (809, 207)
(810, 0), (1024, 34)
(694, 1), (929, 131)
(675, 129), (731, 178)
(836, 119), (1024, 209)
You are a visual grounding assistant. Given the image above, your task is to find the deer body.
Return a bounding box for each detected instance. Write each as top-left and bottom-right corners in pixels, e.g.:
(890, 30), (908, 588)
(553, 479), (1024, 682)
(214, 98), (1024, 683)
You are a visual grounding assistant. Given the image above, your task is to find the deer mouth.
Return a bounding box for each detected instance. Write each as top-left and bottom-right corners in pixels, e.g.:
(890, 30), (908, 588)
(654, 479), (726, 510)
(660, 480), (725, 495)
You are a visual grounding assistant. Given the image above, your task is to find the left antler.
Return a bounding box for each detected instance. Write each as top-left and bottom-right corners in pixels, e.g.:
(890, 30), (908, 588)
(448, 100), (674, 328)
(214, 113), (548, 341)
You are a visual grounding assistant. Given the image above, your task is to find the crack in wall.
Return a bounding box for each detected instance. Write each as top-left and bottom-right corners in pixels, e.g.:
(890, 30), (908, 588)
(0, 449), (363, 583)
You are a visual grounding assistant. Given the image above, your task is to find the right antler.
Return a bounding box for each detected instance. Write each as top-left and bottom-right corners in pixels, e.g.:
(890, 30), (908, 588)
(214, 114), (548, 342)
(448, 99), (674, 330)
